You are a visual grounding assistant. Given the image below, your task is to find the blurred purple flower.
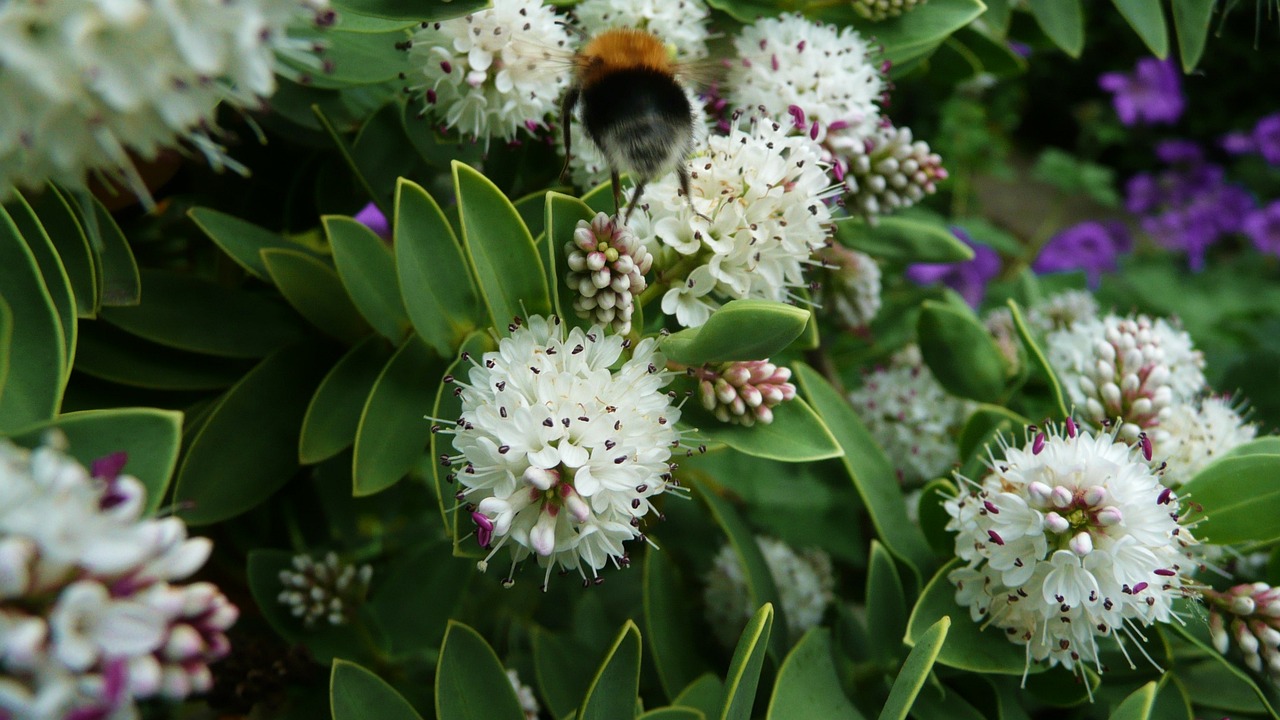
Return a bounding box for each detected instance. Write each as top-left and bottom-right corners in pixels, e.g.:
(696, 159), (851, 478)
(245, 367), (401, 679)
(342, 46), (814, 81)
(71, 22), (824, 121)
(355, 202), (391, 240)
(1098, 57), (1185, 126)
(1033, 220), (1132, 288)
(1244, 201), (1280, 256)
(1254, 113), (1280, 165)
(1007, 40), (1032, 58)
(1221, 131), (1256, 156)
(906, 228), (1001, 308)
(1154, 139), (1203, 165)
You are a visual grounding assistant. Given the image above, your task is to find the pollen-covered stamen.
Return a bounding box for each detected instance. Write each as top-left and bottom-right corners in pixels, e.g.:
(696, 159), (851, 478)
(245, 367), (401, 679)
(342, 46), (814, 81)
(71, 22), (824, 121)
(565, 213), (652, 335)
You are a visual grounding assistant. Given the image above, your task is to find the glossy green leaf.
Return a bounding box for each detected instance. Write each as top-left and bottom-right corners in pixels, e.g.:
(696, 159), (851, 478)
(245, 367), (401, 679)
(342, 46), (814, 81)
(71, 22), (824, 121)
(1151, 675), (1193, 720)
(0, 296), (10, 397)
(1110, 681), (1157, 720)
(639, 709), (705, 720)
(367, 541), (472, 658)
(189, 207), (311, 281)
(395, 178), (484, 356)
(533, 627), (597, 719)
(175, 342), (330, 524)
(354, 334), (445, 496)
(27, 185), (98, 317)
(0, 206), (65, 432)
(1172, 0), (1215, 71)
(326, 216), (412, 343)
(1027, 0), (1085, 57)
(1023, 667), (1098, 708)
(794, 364), (934, 582)
(300, 337), (393, 464)
(917, 479), (958, 557)
(855, 0), (987, 65)
(262, 248), (374, 344)
(280, 29), (411, 90)
(436, 621), (526, 720)
(544, 192), (597, 327)
(878, 616), (950, 720)
(8, 194), (77, 374)
(9, 409), (182, 515)
(453, 161), (551, 326)
(683, 398), (841, 462)
(75, 194), (141, 306)
(644, 545), (711, 700)
(1223, 437), (1280, 459)
(331, 659), (424, 720)
(247, 550), (374, 664)
(433, 332), (491, 540)
(312, 104), (387, 215)
(906, 684), (986, 720)
(1111, 0), (1168, 58)
(1008, 301), (1069, 418)
(866, 542), (908, 665)
(1173, 653), (1275, 716)
(917, 301), (1007, 403)
(102, 269), (305, 358)
(75, 321), (251, 391)
(958, 405), (1028, 460)
(834, 216), (973, 264)
(330, 0), (485, 22)
(1181, 454), (1280, 544)
(579, 621), (642, 720)
(674, 675), (724, 719)
(905, 559), (1040, 675)
(662, 300), (810, 365)
(349, 103), (423, 206)
(719, 604), (774, 720)
(766, 629), (864, 720)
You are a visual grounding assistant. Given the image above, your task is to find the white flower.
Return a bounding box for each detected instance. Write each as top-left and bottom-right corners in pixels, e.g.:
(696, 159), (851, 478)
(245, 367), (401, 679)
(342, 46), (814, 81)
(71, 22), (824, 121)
(573, 0), (712, 60)
(848, 346), (972, 484)
(277, 552), (373, 627)
(0, 0), (330, 201)
(506, 668), (540, 720)
(704, 536), (835, 647)
(1029, 290), (1099, 333)
(630, 115), (835, 328)
(409, 0), (570, 145)
(565, 213), (653, 335)
(944, 421), (1197, 675)
(813, 243), (882, 329)
(0, 435), (236, 718)
(1155, 396), (1256, 486)
(1046, 313), (1207, 443)
(443, 316), (681, 587)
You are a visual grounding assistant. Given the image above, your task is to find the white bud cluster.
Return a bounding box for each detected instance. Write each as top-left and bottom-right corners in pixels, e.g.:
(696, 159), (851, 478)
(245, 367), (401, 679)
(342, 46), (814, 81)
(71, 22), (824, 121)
(843, 125), (948, 218)
(277, 552), (373, 628)
(853, 0), (928, 21)
(566, 213), (653, 335)
(813, 244), (882, 329)
(695, 360), (797, 426)
(1207, 583), (1280, 681)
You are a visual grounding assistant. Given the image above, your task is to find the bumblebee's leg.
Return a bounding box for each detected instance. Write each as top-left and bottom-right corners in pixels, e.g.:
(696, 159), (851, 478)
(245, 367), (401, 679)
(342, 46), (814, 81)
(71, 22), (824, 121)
(623, 180), (647, 224)
(611, 169), (623, 218)
(558, 87), (580, 183)
(677, 164), (710, 221)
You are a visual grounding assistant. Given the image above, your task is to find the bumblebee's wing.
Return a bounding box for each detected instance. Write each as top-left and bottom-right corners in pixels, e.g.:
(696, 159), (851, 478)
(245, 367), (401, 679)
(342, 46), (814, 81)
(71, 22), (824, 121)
(673, 57), (728, 90)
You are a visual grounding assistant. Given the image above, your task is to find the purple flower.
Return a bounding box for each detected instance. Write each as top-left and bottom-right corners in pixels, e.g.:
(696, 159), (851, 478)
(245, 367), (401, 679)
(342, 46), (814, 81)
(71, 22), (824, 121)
(906, 228), (1001, 308)
(1154, 139), (1203, 165)
(1244, 201), (1280, 256)
(354, 202), (391, 240)
(1033, 220), (1132, 288)
(1098, 57), (1185, 126)
(1254, 113), (1280, 165)
(1221, 131), (1256, 156)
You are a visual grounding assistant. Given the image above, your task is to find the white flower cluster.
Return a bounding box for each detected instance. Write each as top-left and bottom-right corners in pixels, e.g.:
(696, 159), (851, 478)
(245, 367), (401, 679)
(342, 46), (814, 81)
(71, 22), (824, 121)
(813, 243), (882, 329)
(277, 552), (372, 627)
(443, 316), (681, 588)
(1207, 582), (1280, 681)
(983, 290), (1099, 376)
(573, 0), (712, 60)
(945, 421), (1196, 674)
(630, 116), (835, 328)
(409, 0), (570, 144)
(565, 213), (653, 335)
(695, 359), (797, 426)
(847, 346), (972, 485)
(1155, 396), (1257, 486)
(0, 0), (330, 200)
(0, 436), (236, 719)
(506, 668), (541, 720)
(704, 536), (835, 648)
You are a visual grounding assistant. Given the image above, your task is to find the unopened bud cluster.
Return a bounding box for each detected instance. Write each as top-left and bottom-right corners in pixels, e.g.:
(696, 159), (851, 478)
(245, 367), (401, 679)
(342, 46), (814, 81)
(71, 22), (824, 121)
(852, 0), (927, 21)
(566, 213), (652, 335)
(842, 125), (948, 218)
(277, 552), (373, 627)
(696, 360), (797, 426)
(1207, 583), (1280, 681)
(813, 244), (882, 329)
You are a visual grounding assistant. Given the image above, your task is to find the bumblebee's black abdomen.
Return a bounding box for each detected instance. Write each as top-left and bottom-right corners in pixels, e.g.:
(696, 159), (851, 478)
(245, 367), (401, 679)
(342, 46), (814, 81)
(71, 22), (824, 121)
(581, 68), (693, 180)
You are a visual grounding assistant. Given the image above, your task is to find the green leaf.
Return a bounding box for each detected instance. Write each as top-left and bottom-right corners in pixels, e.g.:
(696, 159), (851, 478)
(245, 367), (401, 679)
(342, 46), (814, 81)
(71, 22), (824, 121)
(262, 248), (374, 344)
(175, 342), (331, 524)
(1150, 675), (1193, 720)
(833, 216), (973, 264)
(905, 559), (1039, 675)
(1172, 0), (1215, 71)
(349, 103), (423, 206)
(766, 629), (865, 720)
(958, 405), (1027, 460)
(1173, 652), (1276, 716)
(9, 408), (182, 515)
(533, 627), (598, 719)
(331, 659), (425, 720)
(684, 398), (842, 462)
(189, 207), (312, 281)
(866, 542), (908, 665)
(579, 622), (643, 720)
(101, 269), (306, 358)
(1008, 301), (1068, 418)
(432, 333), (492, 540)
(917, 301), (1007, 403)
(0, 296), (10, 396)
(662, 300), (810, 365)
(367, 541), (472, 658)
(453, 161), (551, 327)
(27, 185), (98, 317)
(329, 0), (485, 22)
(878, 616), (950, 720)
(77, 194), (141, 306)
(1111, 0), (1168, 58)
(280, 29), (411, 90)
(1109, 681), (1158, 720)
(639, 709), (705, 720)
(395, 178), (484, 356)
(354, 334), (445, 496)
(74, 321), (251, 391)
(1027, 0), (1085, 57)
(905, 684), (986, 720)
(0, 206), (66, 432)
(719, 604), (774, 720)
(644, 546), (711, 700)
(544, 192), (598, 328)
(855, 0), (987, 66)
(436, 621), (527, 720)
(917, 479), (957, 556)
(326, 216), (412, 343)
(300, 337), (393, 464)
(1180, 454), (1280, 544)
(8, 193), (77, 375)
(794, 364), (934, 582)
(674, 675), (724, 719)
(1223, 437), (1280, 459)
(247, 550), (374, 664)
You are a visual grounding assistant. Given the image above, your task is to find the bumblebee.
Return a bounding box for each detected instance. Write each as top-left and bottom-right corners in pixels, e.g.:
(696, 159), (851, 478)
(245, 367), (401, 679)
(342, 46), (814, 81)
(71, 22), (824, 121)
(560, 28), (701, 223)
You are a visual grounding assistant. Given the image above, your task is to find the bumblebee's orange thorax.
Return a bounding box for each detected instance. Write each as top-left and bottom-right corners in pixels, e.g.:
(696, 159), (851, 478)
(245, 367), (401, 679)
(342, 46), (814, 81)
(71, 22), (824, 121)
(576, 29), (674, 88)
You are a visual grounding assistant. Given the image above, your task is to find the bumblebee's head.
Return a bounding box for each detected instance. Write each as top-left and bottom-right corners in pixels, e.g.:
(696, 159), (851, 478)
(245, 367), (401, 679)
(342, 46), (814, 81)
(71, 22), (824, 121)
(575, 29), (676, 89)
